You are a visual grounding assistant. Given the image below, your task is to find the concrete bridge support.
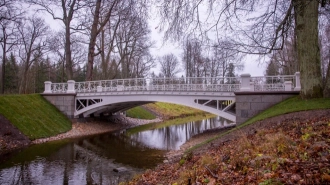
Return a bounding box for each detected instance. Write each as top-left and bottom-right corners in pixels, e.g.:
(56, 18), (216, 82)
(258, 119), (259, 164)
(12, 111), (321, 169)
(42, 94), (76, 118)
(235, 92), (299, 125)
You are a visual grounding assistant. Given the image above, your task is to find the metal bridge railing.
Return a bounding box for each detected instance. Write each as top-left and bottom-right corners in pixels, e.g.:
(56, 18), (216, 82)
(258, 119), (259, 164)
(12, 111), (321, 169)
(43, 72), (301, 94)
(250, 75), (296, 91)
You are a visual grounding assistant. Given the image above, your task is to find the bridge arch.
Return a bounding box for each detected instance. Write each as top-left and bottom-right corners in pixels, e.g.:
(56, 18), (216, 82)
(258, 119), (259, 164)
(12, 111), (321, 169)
(75, 92), (236, 121)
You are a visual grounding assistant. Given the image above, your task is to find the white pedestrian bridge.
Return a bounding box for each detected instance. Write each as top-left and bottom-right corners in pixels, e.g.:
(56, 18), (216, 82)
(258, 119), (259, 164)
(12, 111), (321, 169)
(43, 73), (301, 122)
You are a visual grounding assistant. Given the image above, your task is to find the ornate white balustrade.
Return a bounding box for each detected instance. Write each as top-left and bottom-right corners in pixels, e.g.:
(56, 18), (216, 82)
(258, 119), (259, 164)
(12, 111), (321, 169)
(43, 72), (301, 94)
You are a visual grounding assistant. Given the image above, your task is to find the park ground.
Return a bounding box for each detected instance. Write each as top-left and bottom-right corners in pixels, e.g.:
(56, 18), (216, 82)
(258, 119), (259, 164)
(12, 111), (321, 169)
(126, 109), (330, 185)
(0, 95), (330, 184)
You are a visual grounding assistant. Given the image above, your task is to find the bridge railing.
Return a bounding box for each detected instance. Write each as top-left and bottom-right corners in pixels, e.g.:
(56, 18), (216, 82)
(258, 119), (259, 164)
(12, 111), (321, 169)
(43, 72), (301, 94)
(251, 75), (296, 91)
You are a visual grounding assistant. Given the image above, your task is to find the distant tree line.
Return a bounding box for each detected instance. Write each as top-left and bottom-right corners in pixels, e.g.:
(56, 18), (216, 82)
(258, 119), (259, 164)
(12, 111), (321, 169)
(0, 0), (155, 94)
(0, 0), (246, 94)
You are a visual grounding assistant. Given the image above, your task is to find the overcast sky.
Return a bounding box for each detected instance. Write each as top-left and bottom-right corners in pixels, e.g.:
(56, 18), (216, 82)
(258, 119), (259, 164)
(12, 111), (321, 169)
(43, 6), (267, 77)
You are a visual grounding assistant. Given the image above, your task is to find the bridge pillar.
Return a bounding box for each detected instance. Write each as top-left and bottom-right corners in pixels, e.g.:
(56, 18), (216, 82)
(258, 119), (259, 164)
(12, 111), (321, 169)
(42, 93), (76, 119)
(240, 74), (253, 91)
(284, 81), (292, 91)
(294, 72), (301, 91)
(44, 81), (52, 93)
(67, 80), (76, 93)
(235, 91), (299, 125)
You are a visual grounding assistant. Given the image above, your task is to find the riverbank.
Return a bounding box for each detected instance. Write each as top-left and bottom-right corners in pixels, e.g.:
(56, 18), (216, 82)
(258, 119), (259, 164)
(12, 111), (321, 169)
(127, 109), (330, 184)
(32, 116), (163, 144)
(0, 115), (162, 156)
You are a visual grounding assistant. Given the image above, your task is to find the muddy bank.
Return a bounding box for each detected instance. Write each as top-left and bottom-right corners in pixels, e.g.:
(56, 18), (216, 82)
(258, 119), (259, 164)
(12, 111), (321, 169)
(0, 115), (31, 154)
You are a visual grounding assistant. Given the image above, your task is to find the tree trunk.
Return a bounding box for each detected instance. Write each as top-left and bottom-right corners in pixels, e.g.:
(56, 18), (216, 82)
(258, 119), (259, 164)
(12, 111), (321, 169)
(323, 57), (330, 97)
(1, 39), (6, 94)
(65, 24), (73, 80)
(86, 0), (101, 81)
(294, 0), (323, 99)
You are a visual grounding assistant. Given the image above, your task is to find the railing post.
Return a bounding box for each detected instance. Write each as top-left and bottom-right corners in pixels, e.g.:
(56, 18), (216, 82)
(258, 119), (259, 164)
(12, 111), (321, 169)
(67, 80), (76, 93)
(294, 72), (301, 91)
(284, 81), (292, 91)
(44, 81), (52, 93)
(97, 86), (102, 92)
(250, 82), (254, 91)
(97, 81), (102, 92)
(240, 74), (252, 91)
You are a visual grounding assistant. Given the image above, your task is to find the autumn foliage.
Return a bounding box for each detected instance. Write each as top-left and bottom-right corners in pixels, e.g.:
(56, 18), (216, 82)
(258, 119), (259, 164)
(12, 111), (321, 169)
(126, 116), (330, 185)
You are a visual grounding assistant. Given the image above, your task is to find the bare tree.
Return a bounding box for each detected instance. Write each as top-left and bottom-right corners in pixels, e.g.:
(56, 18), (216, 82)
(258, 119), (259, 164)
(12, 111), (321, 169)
(212, 40), (244, 78)
(0, 0), (23, 94)
(158, 53), (181, 77)
(268, 32), (298, 76)
(96, 17), (120, 79)
(319, 5), (330, 98)
(26, 0), (88, 80)
(157, 0), (328, 98)
(115, 14), (153, 79)
(182, 39), (203, 77)
(85, 0), (120, 81)
(17, 17), (49, 94)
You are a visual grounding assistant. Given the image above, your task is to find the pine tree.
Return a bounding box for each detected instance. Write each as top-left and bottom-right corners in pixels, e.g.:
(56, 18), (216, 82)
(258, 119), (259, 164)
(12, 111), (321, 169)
(4, 53), (19, 94)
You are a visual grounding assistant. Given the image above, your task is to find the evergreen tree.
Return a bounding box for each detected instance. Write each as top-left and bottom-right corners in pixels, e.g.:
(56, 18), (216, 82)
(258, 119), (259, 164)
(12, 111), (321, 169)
(74, 65), (86, 82)
(265, 61), (280, 84)
(4, 53), (19, 94)
(225, 63), (236, 84)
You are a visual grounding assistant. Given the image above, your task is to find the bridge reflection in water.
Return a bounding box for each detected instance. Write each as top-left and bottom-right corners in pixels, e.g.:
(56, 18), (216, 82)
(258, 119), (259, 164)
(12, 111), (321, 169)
(0, 117), (231, 184)
(130, 117), (233, 150)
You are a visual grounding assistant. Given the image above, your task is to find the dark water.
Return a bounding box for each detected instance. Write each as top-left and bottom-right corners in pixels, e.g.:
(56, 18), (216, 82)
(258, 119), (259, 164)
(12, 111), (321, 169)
(0, 117), (233, 184)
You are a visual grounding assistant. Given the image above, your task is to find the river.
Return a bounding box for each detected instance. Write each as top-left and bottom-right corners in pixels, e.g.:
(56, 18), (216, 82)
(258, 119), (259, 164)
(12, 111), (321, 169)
(0, 116), (233, 184)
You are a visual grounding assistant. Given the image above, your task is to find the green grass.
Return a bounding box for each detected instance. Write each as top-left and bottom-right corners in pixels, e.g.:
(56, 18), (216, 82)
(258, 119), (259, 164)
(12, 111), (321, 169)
(241, 96), (330, 127)
(0, 94), (71, 140)
(144, 102), (206, 118)
(185, 96), (330, 153)
(127, 102), (209, 120)
(126, 106), (156, 120)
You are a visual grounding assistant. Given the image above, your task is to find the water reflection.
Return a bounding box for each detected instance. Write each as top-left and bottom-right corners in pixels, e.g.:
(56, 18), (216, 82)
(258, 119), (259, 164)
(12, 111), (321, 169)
(0, 142), (150, 184)
(0, 116), (233, 184)
(129, 117), (233, 150)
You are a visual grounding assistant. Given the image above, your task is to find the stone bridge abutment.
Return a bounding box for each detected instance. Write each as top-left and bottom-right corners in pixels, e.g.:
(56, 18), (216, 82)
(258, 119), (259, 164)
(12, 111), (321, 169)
(235, 91), (299, 124)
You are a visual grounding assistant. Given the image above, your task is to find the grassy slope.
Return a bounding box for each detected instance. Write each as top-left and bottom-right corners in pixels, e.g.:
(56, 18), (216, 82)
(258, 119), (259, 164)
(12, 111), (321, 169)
(187, 96), (330, 152)
(127, 102), (210, 120)
(241, 96), (330, 127)
(126, 106), (156, 120)
(0, 94), (71, 140)
(144, 102), (207, 118)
